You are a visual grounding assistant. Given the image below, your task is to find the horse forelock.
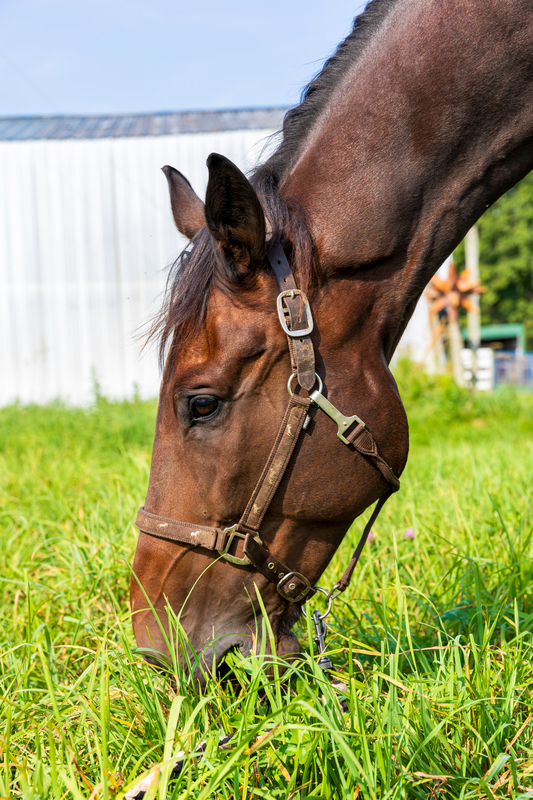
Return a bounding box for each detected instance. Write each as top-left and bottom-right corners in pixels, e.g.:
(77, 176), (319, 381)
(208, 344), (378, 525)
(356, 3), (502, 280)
(149, 186), (317, 369)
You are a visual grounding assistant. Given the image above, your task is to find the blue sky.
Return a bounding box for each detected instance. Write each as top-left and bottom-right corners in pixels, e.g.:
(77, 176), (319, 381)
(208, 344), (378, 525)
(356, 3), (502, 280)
(0, 1), (366, 117)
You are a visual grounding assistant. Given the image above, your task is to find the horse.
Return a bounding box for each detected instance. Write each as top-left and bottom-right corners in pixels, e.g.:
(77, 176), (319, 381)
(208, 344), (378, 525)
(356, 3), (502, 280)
(130, 0), (533, 675)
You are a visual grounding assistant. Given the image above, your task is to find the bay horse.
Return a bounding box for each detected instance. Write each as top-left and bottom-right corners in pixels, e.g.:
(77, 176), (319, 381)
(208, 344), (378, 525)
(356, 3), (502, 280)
(131, 0), (533, 674)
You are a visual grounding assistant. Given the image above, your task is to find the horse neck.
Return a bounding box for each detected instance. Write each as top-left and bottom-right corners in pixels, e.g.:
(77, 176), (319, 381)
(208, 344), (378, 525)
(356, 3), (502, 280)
(281, 0), (533, 359)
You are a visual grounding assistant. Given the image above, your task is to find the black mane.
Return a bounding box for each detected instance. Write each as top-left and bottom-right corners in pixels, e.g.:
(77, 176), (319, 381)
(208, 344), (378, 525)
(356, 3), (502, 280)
(152, 0), (399, 364)
(254, 0), (399, 187)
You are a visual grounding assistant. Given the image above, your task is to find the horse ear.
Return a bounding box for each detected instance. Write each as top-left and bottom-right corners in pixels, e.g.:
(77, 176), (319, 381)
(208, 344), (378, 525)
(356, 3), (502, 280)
(204, 153), (266, 276)
(161, 165), (205, 239)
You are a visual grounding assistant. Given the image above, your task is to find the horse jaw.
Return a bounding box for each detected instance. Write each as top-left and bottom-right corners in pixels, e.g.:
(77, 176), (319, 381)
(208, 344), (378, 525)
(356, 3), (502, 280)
(130, 568), (302, 684)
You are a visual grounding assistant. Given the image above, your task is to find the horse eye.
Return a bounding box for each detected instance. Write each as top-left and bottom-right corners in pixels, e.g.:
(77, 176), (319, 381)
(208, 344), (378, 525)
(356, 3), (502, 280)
(190, 395), (219, 420)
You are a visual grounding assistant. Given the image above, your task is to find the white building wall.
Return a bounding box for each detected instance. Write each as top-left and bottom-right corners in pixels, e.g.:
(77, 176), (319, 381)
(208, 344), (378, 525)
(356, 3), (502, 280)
(0, 129), (276, 405)
(393, 293), (436, 368)
(0, 127), (435, 406)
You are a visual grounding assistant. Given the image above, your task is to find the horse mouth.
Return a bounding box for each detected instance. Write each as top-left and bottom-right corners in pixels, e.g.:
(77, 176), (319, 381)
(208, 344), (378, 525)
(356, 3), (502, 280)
(272, 631), (302, 661)
(195, 627), (302, 684)
(132, 599), (303, 684)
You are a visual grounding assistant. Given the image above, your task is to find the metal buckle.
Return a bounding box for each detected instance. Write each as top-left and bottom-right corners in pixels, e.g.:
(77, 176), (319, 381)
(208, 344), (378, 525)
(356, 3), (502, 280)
(309, 383), (365, 445)
(277, 571), (314, 603)
(276, 290), (314, 338)
(218, 525), (255, 566)
(288, 371), (366, 445)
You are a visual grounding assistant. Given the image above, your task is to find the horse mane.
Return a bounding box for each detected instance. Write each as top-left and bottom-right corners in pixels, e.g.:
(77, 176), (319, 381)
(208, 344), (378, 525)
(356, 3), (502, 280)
(152, 0), (399, 365)
(256, 0), (399, 185)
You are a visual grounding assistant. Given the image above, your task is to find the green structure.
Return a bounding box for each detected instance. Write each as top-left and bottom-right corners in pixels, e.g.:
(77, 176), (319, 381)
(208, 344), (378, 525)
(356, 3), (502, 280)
(461, 323), (526, 352)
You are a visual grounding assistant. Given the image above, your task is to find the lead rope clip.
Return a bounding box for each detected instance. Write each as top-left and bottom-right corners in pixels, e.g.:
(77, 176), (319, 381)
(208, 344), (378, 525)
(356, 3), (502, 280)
(304, 584), (349, 714)
(312, 610), (332, 672)
(302, 584), (341, 673)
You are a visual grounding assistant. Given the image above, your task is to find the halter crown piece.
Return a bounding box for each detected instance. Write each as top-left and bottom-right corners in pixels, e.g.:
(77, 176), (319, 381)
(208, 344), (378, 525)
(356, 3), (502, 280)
(135, 244), (400, 604)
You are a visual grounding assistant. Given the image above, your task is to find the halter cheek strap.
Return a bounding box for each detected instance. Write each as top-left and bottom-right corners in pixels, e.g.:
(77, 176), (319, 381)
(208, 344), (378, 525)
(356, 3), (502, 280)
(136, 392), (316, 604)
(135, 243), (400, 604)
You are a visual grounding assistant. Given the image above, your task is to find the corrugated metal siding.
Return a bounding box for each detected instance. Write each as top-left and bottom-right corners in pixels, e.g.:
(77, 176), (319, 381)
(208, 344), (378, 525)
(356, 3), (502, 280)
(0, 128), (277, 405)
(0, 108), (286, 141)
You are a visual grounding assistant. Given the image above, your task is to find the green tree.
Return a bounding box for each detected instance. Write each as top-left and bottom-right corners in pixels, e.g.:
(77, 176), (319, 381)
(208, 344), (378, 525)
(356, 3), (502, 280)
(455, 172), (533, 349)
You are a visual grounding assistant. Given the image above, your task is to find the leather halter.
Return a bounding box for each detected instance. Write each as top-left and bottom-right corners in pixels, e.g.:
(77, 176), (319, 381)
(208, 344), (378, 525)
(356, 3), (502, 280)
(135, 244), (400, 604)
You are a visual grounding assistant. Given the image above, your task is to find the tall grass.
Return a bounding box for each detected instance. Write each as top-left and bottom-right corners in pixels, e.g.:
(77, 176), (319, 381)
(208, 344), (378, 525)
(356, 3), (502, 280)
(0, 371), (532, 799)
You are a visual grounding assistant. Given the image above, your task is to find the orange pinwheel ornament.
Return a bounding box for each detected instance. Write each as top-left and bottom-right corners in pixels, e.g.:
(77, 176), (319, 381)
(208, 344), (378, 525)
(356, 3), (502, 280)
(425, 262), (486, 322)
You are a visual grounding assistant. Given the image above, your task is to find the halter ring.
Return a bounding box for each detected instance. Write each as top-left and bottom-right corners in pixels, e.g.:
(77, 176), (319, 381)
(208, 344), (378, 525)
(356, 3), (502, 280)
(287, 372), (323, 397)
(301, 585), (336, 620)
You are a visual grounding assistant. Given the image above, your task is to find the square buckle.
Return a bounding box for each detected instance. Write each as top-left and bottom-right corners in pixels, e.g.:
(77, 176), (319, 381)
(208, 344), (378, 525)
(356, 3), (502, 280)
(277, 571), (314, 603)
(218, 525), (250, 565)
(276, 290), (314, 338)
(218, 526), (263, 566)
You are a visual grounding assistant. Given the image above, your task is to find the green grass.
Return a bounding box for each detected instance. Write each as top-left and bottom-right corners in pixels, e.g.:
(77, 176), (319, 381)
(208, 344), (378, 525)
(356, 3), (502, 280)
(1, 369), (533, 799)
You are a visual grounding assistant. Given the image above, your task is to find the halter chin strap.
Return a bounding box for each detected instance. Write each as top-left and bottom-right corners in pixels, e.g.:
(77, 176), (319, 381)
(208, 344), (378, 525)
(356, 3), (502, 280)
(135, 243), (400, 604)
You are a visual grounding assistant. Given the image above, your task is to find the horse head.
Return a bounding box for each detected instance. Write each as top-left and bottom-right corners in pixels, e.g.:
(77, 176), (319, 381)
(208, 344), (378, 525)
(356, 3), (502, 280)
(130, 152), (408, 674)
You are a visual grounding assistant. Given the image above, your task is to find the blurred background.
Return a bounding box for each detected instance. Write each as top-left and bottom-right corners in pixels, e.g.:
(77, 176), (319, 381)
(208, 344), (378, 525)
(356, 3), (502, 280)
(0, 0), (531, 405)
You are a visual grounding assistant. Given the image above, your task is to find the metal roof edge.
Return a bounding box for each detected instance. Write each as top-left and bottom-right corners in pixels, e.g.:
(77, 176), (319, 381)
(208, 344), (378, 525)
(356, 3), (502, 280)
(0, 107), (288, 141)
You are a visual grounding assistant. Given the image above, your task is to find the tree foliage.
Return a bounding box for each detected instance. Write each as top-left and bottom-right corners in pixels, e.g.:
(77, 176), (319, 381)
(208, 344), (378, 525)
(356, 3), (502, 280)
(455, 171), (533, 348)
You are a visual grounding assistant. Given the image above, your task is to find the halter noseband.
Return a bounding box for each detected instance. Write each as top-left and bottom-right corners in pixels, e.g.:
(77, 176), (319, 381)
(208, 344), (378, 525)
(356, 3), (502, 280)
(135, 244), (400, 604)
